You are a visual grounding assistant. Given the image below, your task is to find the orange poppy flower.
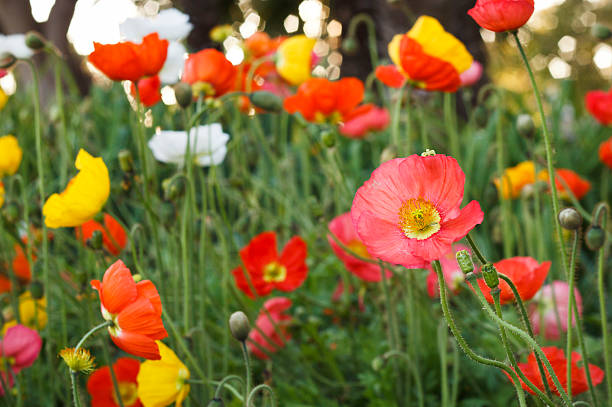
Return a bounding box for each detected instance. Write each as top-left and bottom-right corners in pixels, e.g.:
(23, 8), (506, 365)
(91, 260), (167, 360)
(538, 169), (591, 200)
(87, 357), (142, 407)
(600, 137), (612, 169)
(130, 76), (161, 107)
(182, 49), (238, 97)
(0, 276), (10, 295)
(88, 33), (168, 82)
(283, 77), (364, 123)
(12, 244), (32, 282)
(76, 214), (127, 256)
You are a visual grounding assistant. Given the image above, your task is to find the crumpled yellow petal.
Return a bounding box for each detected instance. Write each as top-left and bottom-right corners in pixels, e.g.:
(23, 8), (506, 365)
(42, 149), (109, 228)
(407, 16), (473, 74)
(276, 35), (316, 86)
(0, 135), (23, 176)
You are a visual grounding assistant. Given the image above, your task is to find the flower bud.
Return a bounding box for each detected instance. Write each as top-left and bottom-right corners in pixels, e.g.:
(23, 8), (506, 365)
(2, 202), (19, 224)
(210, 24), (233, 43)
(516, 114), (534, 137)
(162, 177), (185, 201)
(25, 31), (46, 51)
(207, 398), (225, 407)
(59, 347), (96, 373)
(341, 38), (359, 55)
(321, 130), (336, 148)
(592, 24), (612, 40)
(87, 230), (103, 250)
(173, 82), (193, 109)
(481, 263), (499, 289)
(118, 150), (134, 173)
(249, 91), (283, 112)
(29, 281), (44, 300)
(0, 53), (16, 70)
(585, 226), (605, 251)
(456, 250), (474, 274)
(371, 356), (384, 371)
(229, 311), (250, 342)
(558, 208), (582, 231)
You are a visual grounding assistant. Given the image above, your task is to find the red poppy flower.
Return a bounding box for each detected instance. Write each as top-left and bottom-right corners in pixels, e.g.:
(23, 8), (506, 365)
(327, 213), (390, 282)
(0, 276), (10, 294)
(468, 0), (535, 32)
(12, 244), (33, 282)
(88, 33), (168, 82)
(473, 257), (550, 305)
(247, 297), (292, 360)
(375, 65), (406, 89)
(182, 49), (238, 97)
(339, 104), (390, 139)
(599, 137), (612, 169)
(538, 169), (591, 200)
(586, 88), (612, 125)
(506, 347), (604, 397)
(283, 77), (364, 123)
(245, 32), (284, 60)
(87, 357), (142, 407)
(232, 232), (308, 298)
(91, 260), (167, 360)
(76, 214), (127, 256)
(130, 76), (161, 107)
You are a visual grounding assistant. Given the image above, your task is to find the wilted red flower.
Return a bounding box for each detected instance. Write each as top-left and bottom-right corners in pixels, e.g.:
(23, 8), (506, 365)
(76, 214), (127, 256)
(88, 33), (168, 82)
(506, 347), (604, 397)
(339, 104), (390, 139)
(327, 213), (390, 282)
(426, 244), (471, 298)
(538, 168), (591, 200)
(351, 154), (483, 267)
(474, 257), (550, 305)
(585, 88), (612, 125)
(247, 297), (292, 360)
(91, 260), (167, 359)
(87, 357), (142, 407)
(599, 137), (612, 169)
(232, 232), (308, 298)
(182, 49), (238, 97)
(130, 76), (161, 107)
(468, 0), (534, 32)
(529, 281), (582, 340)
(283, 77), (364, 123)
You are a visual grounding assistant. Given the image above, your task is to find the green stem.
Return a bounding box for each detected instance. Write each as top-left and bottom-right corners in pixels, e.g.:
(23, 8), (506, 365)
(101, 338), (125, 407)
(345, 13), (384, 101)
(246, 384), (277, 407)
(242, 341), (252, 407)
(595, 205), (612, 405)
(465, 233), (487, 265)
(74, 320), (113, 351)
(390, 85), (405, 148)
(214, 375), (245, 399)
(69, 371), (82, 407)
(438, 320), (449, 407)
(495, 108), (513, 257)
(444, 93), (460, 162)
(565, 229), (579, 399)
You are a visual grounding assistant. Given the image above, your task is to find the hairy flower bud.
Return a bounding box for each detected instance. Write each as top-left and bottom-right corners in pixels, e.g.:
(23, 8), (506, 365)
(249, 91), (283, 112)
(481, 263), (499, 289)
(2, 202), (19, 224)
(25, 31), (46, 51)
(162, 177), (185, 201)
(321, 130), (336, 148)
(118, 149), (134, 173)
(341, 38), (359, 55)
(173, 82), (193, 109)
(585, 226), (605, 251)
(229, 311), (250, 342)
(456, 250), (474, 274)
(558, 208), (582, 231)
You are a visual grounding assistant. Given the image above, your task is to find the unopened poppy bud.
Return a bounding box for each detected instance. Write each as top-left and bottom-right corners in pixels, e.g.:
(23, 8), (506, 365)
(321, 130), (336, 148)
(30, 281), (44, 299)
(2, 203), (19, 224)
(0, 53), (16, 70)
(162, 177), (185, 201)
(558, 208), (582, 231)
(118, 150), (134, 173)
(132, 274), (142, 283)
(592, 24), (612, 40)
(87, 230), (103, 250)
(456, 250), (474, 274)
(25, 31), (46, 51)
(59, 347), (96, 373)
(585, 226), (605, 251)
(516, 114), (534, 137)
(207, 398), (225, 407)
(229, 311), (250, 342)
(210, 24), (233, 43)
(173, 82), (193, 109)
(371, 356), (384, 371)
(249, 91), (283, 112)
(481, 263), (499, 289)
(341, 38), (359, 55)
(380, 145), (397, 163)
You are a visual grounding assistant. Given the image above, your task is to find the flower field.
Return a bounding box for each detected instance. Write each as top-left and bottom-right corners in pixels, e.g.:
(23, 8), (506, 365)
(0, 1), (611, 406)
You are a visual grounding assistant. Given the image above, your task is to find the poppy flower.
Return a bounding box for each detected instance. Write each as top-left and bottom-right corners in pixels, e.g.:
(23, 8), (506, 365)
(2, 291), (47, 333)
(0, 135), (22, 177)
(137, 341), (190, 407)
(339, 104), (390, 139)
(131, 76), (161, 107)
(87, 357), (142, 407)
(247, 297), (292, 360)
(426, 244), (471, 298)
(328, 213), (391, 282)
(585, 88), (612, 125)
(506, 347), (604, 396)
(276, 35), (316, 85)
(0, 324), (41, 394)
(468, 0), (534, 32)
(0, 276), (10, 295)
(537, 168), (591, 200)
(12, 243), (33, 282)
(528, 281), (582, 340)
(88, 33), (168, 82)
(493, 161), (536, 199)
(232, 232), (308, 298)
(284, 77), (365, 123)
(43, 149), (110, 228)
(376, 16), (473, 93)
(599, 137), (612, 169)
(351, 154), (484, 267)
(473, 257), (550, 305)
(182, 49), (237, 97)
(76, 214), (127, 256)
(91, 260), (167, 360)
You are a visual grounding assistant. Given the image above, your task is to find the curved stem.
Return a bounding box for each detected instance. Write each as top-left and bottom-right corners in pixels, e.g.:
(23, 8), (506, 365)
(596, 205), (612, 404)
(246, 384), (277, 407)
(214, 375), (245, 399)
(74, 320), (113, 351)
(346, 13), (384, 100)
(382, 350), (425, 407)
(466, 233), (487, 265)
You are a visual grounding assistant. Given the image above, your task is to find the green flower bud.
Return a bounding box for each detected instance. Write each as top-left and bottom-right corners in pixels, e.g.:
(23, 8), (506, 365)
(481, 263), (499, 289)
(207, 398), (225, 407)
(585, 226), (605, 251)
(25, 31), (46, 51)
(249, 91), (283, 112)
(118, 150), (134, 173)
(30, 281), (44, 299)
(173, 82), (193, 109)
(321, 130), (336, 148)
(558, 208), (582, 231)
(229, 311), (250, 342)
(455, 250), (474, 274)
(0, 53), (17, 70)
(162, 177), (185, 201)
(87, 230), (103, 250)
(341, 38), (359, 55)
(2, 203), (19, 224)
(592, 24), (612, 40)
(371, 356), (384, 371)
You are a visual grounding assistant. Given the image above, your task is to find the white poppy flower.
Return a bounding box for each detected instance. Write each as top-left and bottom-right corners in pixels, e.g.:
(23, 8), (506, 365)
(120, 8), (193, 42)
(158, 41), (186, 84)
(148, 123), (229, 167)
(0, 34), (33, 59)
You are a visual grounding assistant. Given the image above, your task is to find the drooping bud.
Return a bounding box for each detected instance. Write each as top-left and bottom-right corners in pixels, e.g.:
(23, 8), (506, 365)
(87, 230), (103, 250)
(2, 202), (19, 224)
(516, 114), (534, 137)
(0, 53), (17, 70)
(558, 208), (582, 231)
(456, 250), (474, 274)
(585, 226), (605, 251)
(321, 130), (336, 148)
(173, 82), (193, 109)
(29, 281), (44, 300)
(371, 356), (384, 371)
(59, 347), (96, 373)
(207, 398), (225, 407)
(162, 177), (185, 201)
(481, 263), (499, 289)
(249, 91), (283, 112)
(118, 150), (134, 173)
(25, 31), (46, 51)
(229, 311), (251, 342)
(341, 38), (359, 55)
(592, 24), (612, 40)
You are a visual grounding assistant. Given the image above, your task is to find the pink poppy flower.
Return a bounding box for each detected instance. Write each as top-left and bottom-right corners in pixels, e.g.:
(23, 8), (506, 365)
(339, 104), (390, 139)
(0, 324), (42, 394)
(327, 213), (391, 282)
(528, 281), (582, 340)
(426, 244), (471, 298)
(247, 297), (292, 360)
(460, 61), (483, 87)
(351, 154), (484, 267)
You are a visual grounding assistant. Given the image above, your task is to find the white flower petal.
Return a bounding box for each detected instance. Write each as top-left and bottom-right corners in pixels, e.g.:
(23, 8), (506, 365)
(119, 8), (193, 42)
(158, 42), (186, 84)
(0, 34), (34, 59)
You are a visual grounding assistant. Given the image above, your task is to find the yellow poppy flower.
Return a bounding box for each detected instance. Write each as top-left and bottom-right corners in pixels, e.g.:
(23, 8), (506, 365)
(0, 135), (23, 177)
(493, 161), (536, 199)
(276, 35), (316, 86)
(0, 181), (4, 208)
(42, 149), (110, 228)
(2, 291), (47, 334)
(137, 341), (190, 407)
(0, 87), (7, 111)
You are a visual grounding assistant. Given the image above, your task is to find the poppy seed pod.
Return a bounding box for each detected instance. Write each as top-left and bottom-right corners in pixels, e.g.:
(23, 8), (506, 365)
(25, 31), (46, 51)
(585, 226), (605, 251)
(249, 91), (283, 112)
(481, 263), (499, 289)
(321, 130), (336, 148)
(229, 311), (251, 342)
(456, 250), (474, 274)
(558, 208), (582, 231)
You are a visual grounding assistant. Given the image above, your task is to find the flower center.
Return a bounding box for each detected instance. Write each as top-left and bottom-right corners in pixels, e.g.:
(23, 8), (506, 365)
(314, 111), (343, 125)
(112, 382), (139, 406)
(263, 262), (287, 283)
(101, 306), (122, 337)
(398, 198), (441, 240)
(347, 239), (370, 259)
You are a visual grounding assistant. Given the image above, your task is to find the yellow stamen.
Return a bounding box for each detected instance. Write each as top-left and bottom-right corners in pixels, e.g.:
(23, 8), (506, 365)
(347, 240), (370, 259)
(112, 382), (139, 406)
(398, 198), (441, 240)
(263, 262), (287, 283)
